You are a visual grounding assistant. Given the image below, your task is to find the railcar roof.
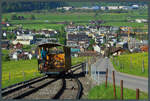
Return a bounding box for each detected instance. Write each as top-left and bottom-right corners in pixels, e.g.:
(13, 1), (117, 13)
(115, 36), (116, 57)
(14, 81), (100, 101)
(38, 42), (70, 48)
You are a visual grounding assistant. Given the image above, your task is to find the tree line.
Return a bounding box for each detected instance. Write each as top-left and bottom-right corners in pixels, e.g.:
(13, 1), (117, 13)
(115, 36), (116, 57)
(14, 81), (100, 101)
(1, 1), (147, 13)
(1, 1), (67, 13)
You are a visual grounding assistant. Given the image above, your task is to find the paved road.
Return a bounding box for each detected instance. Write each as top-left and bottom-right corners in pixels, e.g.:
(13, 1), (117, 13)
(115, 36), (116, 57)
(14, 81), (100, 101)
(92, 57), (148, 92)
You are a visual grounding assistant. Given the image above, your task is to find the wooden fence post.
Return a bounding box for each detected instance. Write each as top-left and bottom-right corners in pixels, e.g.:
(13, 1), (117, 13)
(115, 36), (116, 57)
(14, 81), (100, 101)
(98, 68), (100, 84)
(112, 71), (116, 99)
(115, 58), (117, 65)
(105, 68), (108, 88)
(130, 57), (132, 70)
(122, 63), (124, 69)
(9, 72), (11, 81)
(142, 59), (145, 73)
(136, 88), (139, 100)
(121, 80), (123, 100)
(88, 58), (91, 76)
(23, 71), (25, 80)
(34, 72), (36, 77)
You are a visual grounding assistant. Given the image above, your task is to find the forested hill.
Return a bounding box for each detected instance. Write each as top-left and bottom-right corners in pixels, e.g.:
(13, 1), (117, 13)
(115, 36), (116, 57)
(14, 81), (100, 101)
(2, 1), (67, 12)
(1, 1), (147, 13)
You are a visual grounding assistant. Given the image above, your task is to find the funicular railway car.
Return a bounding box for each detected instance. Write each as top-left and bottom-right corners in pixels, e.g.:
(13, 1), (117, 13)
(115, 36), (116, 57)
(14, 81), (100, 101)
(37, 43), (71, 75)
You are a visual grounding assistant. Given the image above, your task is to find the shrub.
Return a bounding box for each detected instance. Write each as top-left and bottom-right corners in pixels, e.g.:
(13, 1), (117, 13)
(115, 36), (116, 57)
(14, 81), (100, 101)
(2, 54), (10, 62)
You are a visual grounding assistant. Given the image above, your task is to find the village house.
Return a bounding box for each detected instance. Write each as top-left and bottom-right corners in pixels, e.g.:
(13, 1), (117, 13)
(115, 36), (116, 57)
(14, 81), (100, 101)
(140, 45), (148, 52)
(12, 34), (36, 45)
(116, 41), (128, 49)
(1, 40), (10, 49)
(107, 6), (119, 10)
(1, 22), (11, 27)
(100, 6), (107, 10)
(75, 7), (93, 10)
(93, 44), (101, 53)
(78, 51), (99, 57)
(66, 34), (90, 49)
(65, 25), (77, 33)
(71, 47), (80, 57)
(11, 49), (33, 60)
(36, 38), (58, 44)
(57, 6), (73, 11)
(13, 43), (23, 49)
(132, 5), (139, 9)
(39, 29), (58, 37)
(135, 19), (148, 23)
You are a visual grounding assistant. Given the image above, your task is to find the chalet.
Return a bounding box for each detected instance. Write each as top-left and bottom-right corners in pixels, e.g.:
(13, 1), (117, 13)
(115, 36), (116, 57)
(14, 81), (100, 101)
(12, 34), (35, 45)
(93, 44), (101, 53)
(36, 38), (58, 44)
(135, 19), (148, 23)
(142, 40), (148, 45)
(92, 6), (100, 10)
(100, 6), (107, 10)
(57, 6), (73, 11)
(1, 22), (11, 27)
(116, 42), (128, 49)
(71, 48), (80, 57)
(132, 5), (139, 9)
(1, 40), (10, 49)
(140, 45), (148, 52)
(14, 43), (23, 49)
(18, 16), (25, 20)
(78, 51), (100, 57)
(107, 6), (119, 10)
(2, 32), (7, 37)
(67, 34), (89, 48)
(65, 25), (77, 32)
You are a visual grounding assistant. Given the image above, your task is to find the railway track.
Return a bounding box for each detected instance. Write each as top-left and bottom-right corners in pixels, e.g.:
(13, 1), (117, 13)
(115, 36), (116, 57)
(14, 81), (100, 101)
(2, 75), (61, 99)
(2, 76), (48, 98)
(2, 63), (84, 100)
(52, 76), (82, 99)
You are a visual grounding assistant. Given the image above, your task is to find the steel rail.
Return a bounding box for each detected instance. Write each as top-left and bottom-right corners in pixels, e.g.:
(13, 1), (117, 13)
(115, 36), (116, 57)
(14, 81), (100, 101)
(2, 76), (48, 97)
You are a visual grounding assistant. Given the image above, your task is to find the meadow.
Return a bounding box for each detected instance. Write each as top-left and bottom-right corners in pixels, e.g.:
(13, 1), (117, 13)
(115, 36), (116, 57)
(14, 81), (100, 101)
(2, 11), (148, 30)
(111, 52), (148, 77)
(88, 83), (148, 99)
(2, 52), (89, 88)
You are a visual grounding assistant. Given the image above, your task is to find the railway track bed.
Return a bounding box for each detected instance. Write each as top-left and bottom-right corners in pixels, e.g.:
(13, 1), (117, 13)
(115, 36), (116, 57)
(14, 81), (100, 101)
(53, 78), (82, 99)
(2, 76), (60, 99)
(23, 79), (63, 99)
(2, 75), (83, 100)
(2, 62), (87, 100)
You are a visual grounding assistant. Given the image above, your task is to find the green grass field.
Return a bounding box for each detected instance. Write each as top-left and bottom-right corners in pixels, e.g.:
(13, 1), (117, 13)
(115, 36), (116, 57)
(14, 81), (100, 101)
(2, 54), (89, 88)
(2, 59), (40, 88)
(2, 11), (148, 30)
(2, 49), (10, 55)
(88, 83), (148, 99)
(72, 56), (89, 65)
(111, 52), (148, 77)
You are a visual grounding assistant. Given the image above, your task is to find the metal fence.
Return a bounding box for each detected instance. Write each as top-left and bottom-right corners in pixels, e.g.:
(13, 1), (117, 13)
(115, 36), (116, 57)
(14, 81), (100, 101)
(2, 70), (42, 88)
(84, 56), (106, 84)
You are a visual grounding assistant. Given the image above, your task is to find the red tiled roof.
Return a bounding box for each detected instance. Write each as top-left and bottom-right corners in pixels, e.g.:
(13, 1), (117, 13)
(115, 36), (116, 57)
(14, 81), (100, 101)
(1, 22), (6, 24)
(140, 45), (148, 52)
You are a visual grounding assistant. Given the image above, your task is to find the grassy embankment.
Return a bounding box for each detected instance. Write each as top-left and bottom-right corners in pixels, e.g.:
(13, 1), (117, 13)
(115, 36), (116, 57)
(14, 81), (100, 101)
(2, 49), (89, 88)
(111, 52), (148, 77)
(88, 83), (148, 99)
